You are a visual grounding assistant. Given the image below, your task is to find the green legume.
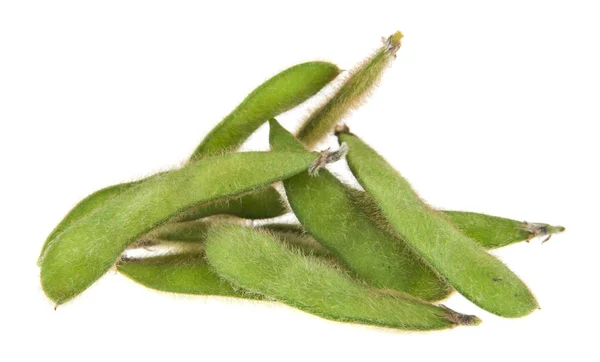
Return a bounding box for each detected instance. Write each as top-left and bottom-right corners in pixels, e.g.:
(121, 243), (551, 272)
(296, 32), (402, 148)
(118, 251), (259, 299)
(169, 186), (286, 223)
(190, 61), (340, 159)
(39, 60), (337, 267)
(349, 188), (565, 249)
(41, 150), (320, 305)
(37, 180), (143, 266)
(204, 224), (480, 331)
(38, 184), (286, 266)
(119, 225), (332, 297)
(338, 130), (538, 318)
(270, 119), (451, 300)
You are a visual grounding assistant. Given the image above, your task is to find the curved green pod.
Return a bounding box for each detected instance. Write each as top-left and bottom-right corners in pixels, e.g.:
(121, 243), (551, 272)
(120, 227), (331, 297)
(296, 32), (402, 148)
(41, 150), (320, 305)
(118, 252), (259, 299)
(189, 61), (341, 160)
(337, 130), (538, 318)
(348, 188), (565, 249)
(145, 219), (212, 242)
(39, 61), (336, 266)
(169, 186), (286, 223)
(37, 184), (286, 266)
(141, 219), (335, 260)
(204, 224), (480, 331)
(270, 119), (451, 301)
(37, 180), (143, 266)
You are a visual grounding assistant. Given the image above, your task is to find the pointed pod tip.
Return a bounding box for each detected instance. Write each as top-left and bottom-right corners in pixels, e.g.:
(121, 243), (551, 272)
(383, 31), (403, 55)
(438, 304), (481, 326)
(464, 314), (482, 326)
(389, 31), (404, 46)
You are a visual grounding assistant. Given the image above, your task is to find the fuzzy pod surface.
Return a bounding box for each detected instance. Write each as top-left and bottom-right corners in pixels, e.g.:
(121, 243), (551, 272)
(41, 151), (320, 305)
(37, 180), (143, 266)
(442, 211), (565, 248)
(169, 186), (286, 223)
(118, 252), (259, 299)
(119, 226), (334, 297)
(296, 32), (402, 149)
(338, 131), (538, 318)
(349, 189), (565, 249)
(145, 219), (212, 242)
(38, 183), (286, 266)
(144, 218), (335, 261)
(39, 60), (336, 266)
(204, 224), (480, 331)
(270, 119), (451, 301)
(189, 61), (341, 160)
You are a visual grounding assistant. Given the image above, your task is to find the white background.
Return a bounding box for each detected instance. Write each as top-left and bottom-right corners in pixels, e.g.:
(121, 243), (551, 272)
(1, 1), (599, 361)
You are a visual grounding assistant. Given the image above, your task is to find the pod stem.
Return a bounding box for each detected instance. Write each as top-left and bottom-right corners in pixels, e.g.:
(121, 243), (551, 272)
(437, 305), (482, 326)
(296, 31), (403, 148)
(384, 31), (403, 56)
(308, 143), (349, 176)
(521, 222), (566, 244)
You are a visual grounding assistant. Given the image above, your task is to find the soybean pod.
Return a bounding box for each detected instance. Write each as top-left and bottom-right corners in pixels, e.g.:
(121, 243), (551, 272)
(337, 129), (538, 318)
(41, 150), (324, 305)
(40, 61), (338, 266)
(169, 186), (286, 223)
(296, 32), (402, 148)
(119, 225), (332, 297)
(37, 180), (143, 266)
(349, 188), (566, 249)
(442, 211), (565, 248)
(190, 61), (340, 159)
(138, 219), (335, 260)
(204, 224), (480, 331)
(144, 219), (212, 243)
(118, 251), (259, 299)
(270, 119), (451, 301)
(37, 184), (286, 266)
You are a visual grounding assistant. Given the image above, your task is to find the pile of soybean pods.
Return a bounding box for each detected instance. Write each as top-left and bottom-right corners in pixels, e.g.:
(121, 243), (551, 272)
(38, 31), (565, 331)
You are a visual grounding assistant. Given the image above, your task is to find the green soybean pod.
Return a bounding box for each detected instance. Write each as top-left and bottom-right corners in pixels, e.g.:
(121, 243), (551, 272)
(169, 186), (286, 223)
(117, 251), (260, 299)
(136, 217), (333, 259)
(39, 61), (337, 265)
(119, 225), (334, 297)
(37, 184), (286, 266)
(441, 211), (565, 248)
(145, 219), (335, 260)
(41, 150), (320, 305)
(337, 130), (538, 318)
(296, 32), (403, 148)
(270, 119), (451, 300)
(205, 224), (480, 331)
(37, 180), (143, 266)
(189, 62), (341, 160)
(145, 219), (212, 242)
(348, 188), (565, 249)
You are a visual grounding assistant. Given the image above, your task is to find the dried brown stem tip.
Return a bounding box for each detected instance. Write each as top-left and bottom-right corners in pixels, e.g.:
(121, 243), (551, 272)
(438, 305), (482, 326)
(521, 222), (566, 244)
(308, 143), (349, 176)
